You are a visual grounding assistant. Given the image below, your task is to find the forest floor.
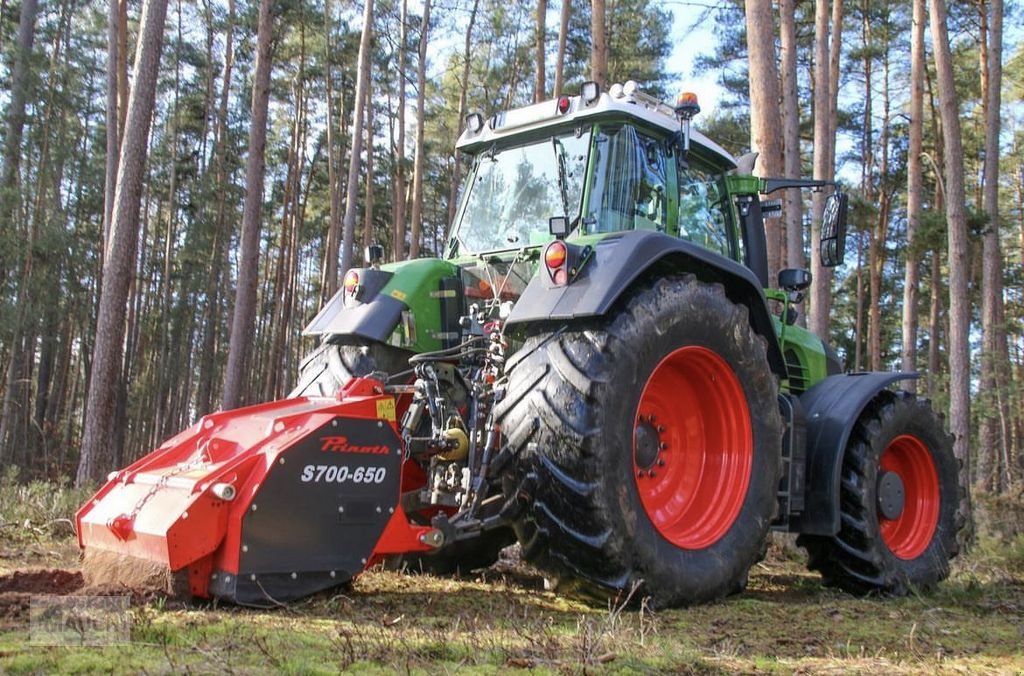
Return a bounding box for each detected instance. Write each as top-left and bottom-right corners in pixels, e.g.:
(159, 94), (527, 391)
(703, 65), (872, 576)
(0, 482), (1022, 674)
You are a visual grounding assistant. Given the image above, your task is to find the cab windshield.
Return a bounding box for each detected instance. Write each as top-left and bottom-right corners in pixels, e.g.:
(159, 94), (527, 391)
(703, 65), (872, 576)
(451, 129), (591, 254)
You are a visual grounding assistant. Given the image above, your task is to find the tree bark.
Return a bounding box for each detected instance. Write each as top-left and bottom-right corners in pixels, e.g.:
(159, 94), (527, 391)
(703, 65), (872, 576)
(221, 0), (274, 410)
(744, 0), (784, 282)
(868, 16), (891, 372)
(902, 0), (925, 389)
(409, 0), (431, 259)
(809, 0), (838, 340)
(77, 0), (170, 486)
(554, 0), (571, 97)
(363, 84), (375, 253)
(101, 0), (118, 252)
(535, 0), (547, 102)
(341, 0), (375, 272)
(590, 0), (607, 88)
(323, 0), (342, 298)
(978, 0), (1009, 491)
(393, 0), (408, 261)
(446, 0), (480, 231)
(928, 0), (972, 540)
(196, 0), (235, 415)
(779, 0), (802, 276)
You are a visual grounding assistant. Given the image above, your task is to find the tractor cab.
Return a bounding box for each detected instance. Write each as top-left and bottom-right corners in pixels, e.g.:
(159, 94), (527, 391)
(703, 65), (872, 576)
(448, 81), (741, 260)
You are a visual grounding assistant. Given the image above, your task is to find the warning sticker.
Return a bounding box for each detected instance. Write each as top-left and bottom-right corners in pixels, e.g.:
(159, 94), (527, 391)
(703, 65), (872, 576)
(376, 399), (396, 422)
(390, 289), (407, 301)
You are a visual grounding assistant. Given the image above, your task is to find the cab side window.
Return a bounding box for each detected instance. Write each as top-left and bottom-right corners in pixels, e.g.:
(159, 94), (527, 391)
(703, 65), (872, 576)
(587, 125), (667, 233)
(677, 165), (731, 257)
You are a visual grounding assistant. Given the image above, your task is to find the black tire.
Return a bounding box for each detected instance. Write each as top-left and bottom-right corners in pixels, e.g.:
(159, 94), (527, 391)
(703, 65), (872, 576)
(798, 391), (959, 595)
(289, 340), (412, 397)
(496, 275), (782, 607)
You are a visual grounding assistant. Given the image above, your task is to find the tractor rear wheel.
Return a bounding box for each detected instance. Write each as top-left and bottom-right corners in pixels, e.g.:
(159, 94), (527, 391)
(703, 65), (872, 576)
(798, 391), (959, 595)
(497, 275), (782, 607)
(289, 340), (412, 398)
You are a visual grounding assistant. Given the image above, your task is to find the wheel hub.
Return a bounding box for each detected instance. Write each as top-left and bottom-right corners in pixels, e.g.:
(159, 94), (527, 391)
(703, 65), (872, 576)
(634, 416), (662, 471)
(876, 470), (905, 520)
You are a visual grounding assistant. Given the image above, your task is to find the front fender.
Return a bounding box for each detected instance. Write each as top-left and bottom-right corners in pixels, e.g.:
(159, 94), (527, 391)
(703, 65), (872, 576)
(504, 230), (786, 375)
(793, 371), (919, 536)
(302, 258), (462, 354)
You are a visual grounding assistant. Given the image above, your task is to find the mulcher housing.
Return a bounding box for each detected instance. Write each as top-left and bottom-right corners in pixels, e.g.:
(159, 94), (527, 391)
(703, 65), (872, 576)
(78, 81), (959, 607)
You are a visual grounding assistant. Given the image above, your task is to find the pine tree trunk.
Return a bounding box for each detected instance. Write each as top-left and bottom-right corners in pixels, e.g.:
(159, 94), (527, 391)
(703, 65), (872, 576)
(590, 0), (607, 87)
(868, 20), (891, 372)
(196, 0), (235, 415)
(554, 0), (571, 97)
(101, 0), (118, 252)
(978, 0), (1009, 492)
(323, 0), (342, 298)
(393, 0), (408, 261)
(446, 0), (480, 231)
(222, 0), (274, 410)
(409, 0), (430, 258)
(77, 0), (170, 486)
(928, 0), (973, 541)
(341, 0), (375, 271)
(363, 86), (375, 252)
(779, 0), (802, 277)
(902, 0), (925, 389)
(809, 0), (842, 339)
(745, 0), (784, 282)
(535, 0), (547, 102)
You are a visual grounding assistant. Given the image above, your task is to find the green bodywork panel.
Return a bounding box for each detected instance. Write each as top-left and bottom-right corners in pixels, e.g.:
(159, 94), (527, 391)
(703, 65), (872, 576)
(771, 315), (830, 394)
(376, 258), (460, 354)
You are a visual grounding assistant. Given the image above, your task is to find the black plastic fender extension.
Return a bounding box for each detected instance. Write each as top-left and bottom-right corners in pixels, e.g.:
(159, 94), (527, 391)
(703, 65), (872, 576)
(504, 230), (787, 376)
(790, 371), (919, 536)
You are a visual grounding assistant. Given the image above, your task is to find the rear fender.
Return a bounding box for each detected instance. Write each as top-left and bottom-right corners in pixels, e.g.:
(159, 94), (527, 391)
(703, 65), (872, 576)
(505, 230), (786, 375)
(792, 372), (918, 535)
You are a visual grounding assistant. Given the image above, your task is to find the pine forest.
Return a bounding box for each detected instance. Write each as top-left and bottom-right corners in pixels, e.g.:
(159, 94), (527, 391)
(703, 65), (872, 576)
(0, 0), (1022, 521)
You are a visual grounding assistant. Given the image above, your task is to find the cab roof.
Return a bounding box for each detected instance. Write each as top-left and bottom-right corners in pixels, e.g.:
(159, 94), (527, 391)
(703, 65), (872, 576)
(455, 82), (738, 171)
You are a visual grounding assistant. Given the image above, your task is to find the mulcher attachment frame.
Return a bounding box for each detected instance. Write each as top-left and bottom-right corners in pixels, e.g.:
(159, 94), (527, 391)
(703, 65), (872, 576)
(76, 378), (437, 607)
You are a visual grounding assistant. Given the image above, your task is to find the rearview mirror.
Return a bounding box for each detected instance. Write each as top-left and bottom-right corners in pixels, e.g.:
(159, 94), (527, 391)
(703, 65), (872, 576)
(820, 192), (848, 267)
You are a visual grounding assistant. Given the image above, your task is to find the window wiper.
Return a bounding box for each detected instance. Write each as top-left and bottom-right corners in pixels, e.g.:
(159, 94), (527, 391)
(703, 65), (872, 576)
(552, 137), (571, 222)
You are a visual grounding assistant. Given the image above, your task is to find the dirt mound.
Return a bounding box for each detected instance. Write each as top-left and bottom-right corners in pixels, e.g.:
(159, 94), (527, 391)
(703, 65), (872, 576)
(0, 569), (84, 595)
(0, 569), (85, 626)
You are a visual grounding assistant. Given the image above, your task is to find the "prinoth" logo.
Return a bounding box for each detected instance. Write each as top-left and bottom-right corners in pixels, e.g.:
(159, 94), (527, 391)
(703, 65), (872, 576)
(320, 435), (391, 454)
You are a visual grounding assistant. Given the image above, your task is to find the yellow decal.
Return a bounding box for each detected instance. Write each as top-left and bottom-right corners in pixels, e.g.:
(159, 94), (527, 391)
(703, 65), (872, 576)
(390, 289), (407, 301)
(376, 398), (397, 422)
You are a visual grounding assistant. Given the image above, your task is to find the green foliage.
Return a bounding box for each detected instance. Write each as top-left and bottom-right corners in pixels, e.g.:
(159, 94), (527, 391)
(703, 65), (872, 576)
(0, 467), (88, 543)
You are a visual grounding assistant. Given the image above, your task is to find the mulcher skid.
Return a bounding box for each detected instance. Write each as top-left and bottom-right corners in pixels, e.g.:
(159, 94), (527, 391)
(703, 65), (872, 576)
(76, 378), (437, 606)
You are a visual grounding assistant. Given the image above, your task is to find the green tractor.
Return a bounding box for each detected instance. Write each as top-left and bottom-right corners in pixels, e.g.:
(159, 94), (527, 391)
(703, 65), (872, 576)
(291, 81), (960, 606)
(79, 80), (959, 608)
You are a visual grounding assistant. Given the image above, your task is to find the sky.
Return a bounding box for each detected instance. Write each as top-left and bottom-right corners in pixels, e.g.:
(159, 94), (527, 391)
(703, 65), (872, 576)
(664, 1), (726, 116)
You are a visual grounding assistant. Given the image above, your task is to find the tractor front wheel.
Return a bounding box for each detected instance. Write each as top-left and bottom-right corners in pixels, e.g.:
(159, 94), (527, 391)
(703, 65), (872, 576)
(799, 391), (960, 595)
(290, 340), (412, 398)
(497, 275), (782, 607)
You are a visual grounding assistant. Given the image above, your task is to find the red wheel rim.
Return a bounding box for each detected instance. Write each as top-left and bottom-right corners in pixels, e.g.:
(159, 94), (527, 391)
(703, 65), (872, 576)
(633, 346), (752, 549)
(880, 434), (939, 559)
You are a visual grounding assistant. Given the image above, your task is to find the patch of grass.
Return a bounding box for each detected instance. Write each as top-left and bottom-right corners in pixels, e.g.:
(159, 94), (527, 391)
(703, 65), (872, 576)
(0, 467), (89, 546)
(1, 481), (1022, 673)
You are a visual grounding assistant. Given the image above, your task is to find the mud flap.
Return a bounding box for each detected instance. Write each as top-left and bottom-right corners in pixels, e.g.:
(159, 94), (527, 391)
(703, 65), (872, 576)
(209, 417), (402, 606)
